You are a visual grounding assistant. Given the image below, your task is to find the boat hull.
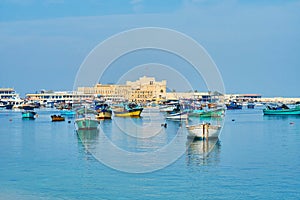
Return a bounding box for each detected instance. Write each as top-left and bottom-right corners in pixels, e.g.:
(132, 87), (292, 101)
(96, 111), (112, 119)
(113, 108), (143, 117)
(189, 108), (225, 117)
(51, 115), (65, 122)
(186, 124), (221, 139)
(60, 110), (76, 116)
(263, 108), (300, 115)
(166, 112), (188, 120)
(22, 111), (36, 119)
(75, 118), (99, 130)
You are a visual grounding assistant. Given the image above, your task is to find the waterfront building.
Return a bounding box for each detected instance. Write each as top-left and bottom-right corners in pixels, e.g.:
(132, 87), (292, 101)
(225, 94), (262, 102)
(77, 84), (131, 102)
(0, 88), (19, 100)
(78, 76), (167, 103)
(166, 91), (224, 102)
(126, 76), (167, 102)
(26, 91), (94, 103)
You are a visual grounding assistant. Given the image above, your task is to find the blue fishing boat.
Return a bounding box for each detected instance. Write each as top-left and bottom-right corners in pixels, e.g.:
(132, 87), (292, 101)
(226, 102), (242, 110)
(247, 102), (255, 109)
(60, 109), (76, 117)
(22, 111), (36, 119)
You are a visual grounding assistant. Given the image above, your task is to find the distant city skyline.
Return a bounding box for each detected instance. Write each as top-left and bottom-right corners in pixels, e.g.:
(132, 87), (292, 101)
(1, 0), (300, 97)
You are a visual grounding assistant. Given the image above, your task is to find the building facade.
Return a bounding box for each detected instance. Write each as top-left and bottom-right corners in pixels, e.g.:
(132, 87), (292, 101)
(77, 76), (167, 103)
(126, 76), (167, 102)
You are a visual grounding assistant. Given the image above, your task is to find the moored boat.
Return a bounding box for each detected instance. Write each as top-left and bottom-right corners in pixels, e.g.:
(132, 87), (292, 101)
(75, 106), (99, 130)
(51, 115), (65, 122)
(189, 108), (225, 118)
(165, 111), (188, 120)
(113, 103), (143, 117)
(22, 111), (36, 119)
(165, 103), (188, 120)
(247, 102), (255, 109)
(60, 109), (76, 117)
(263, 104), (300, 115)
(186, 123), (221, 139)
(75, 118), (99, 130)
(95, 103), (112, 119)
(226, 101), (242, 110)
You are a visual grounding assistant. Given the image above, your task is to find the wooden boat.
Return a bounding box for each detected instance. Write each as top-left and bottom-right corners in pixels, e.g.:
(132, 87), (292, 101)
(95, 103), (112, 119)
(165, 111), (188, 120)
(113, 103), (143, 117)
(22, 111), (36, 119)
(186, 123), (221, 139)
(159, 100), (179, 112)
(51, 115), (65, 122)
(226, 102), (242, 110)
(189, 108), (225, 117)
(22, 104), (35, 110)
(75, 106), (99, 130)
(75, 118), (99, 130)
(60, 109), (76, 117)
(165, 103), (188, 120)
(263, 104), (300, 115)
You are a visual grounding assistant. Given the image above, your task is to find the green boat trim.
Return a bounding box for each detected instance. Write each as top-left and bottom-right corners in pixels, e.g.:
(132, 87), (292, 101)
(263, 105), (300, 115)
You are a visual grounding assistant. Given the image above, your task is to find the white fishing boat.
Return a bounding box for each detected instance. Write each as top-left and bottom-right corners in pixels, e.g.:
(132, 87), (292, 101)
(165, 111), (188, 120)
(186, 123), (221, 139)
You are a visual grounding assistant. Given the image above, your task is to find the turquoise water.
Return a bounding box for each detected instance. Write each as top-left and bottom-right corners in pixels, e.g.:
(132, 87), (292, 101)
(0, 108), (300, 199)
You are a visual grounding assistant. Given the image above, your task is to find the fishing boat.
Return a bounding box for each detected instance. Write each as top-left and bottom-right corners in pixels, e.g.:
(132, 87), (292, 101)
(247, 102), (255, 109)
(22, 104), (35, 110)
(165, 104), (188, 120)
(226, 101), (242, 110)
(113, 103), (143, 117)
(263, 104), (300, 115)
(60, 109), (76, 117)
(22, 111), (36, 119)
(159, 100), (179, 112)
(95, 103), (112, 119)
(75, 107), (99, 130)
(5, 104), (13, 110)
(51, 115), (65, 122)
(189, 108), (225, 118)
(165, 111), (188, 120)
(186, 123), (221, 139)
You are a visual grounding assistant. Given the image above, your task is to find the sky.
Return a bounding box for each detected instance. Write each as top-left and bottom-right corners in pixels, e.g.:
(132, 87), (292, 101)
(0, 0), (300, 97)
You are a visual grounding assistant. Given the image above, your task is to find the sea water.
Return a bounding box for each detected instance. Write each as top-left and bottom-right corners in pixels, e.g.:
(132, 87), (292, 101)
(0, 108), (299, 199)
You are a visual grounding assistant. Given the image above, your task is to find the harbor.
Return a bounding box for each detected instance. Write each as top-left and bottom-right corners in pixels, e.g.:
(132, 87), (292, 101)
(1, 103), (299, 199)
(1, 0), (300, 198)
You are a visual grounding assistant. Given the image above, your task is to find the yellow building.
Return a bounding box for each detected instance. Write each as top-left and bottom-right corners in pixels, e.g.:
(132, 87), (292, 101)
(77, 84), (131, 102)
(126, 76), (166, 102)
(77, 76), (167, 103)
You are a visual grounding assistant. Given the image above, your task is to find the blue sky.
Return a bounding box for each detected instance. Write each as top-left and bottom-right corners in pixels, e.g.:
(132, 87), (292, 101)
(0, 0), (300, 97)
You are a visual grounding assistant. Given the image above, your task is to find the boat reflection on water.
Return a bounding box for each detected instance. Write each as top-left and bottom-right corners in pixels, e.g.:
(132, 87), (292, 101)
(186, 138), (221, 166)
(77, 129), (100, 154)
(263, 114), (300, 121)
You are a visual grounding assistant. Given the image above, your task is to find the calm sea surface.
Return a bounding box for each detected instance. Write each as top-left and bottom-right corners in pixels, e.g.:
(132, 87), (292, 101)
(0, 108), (299, 199)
